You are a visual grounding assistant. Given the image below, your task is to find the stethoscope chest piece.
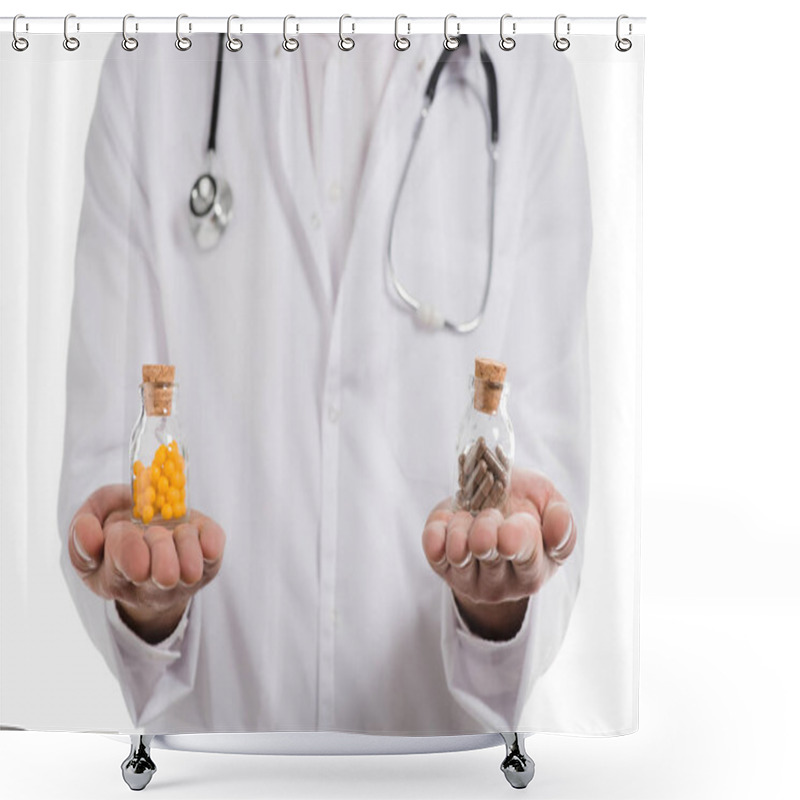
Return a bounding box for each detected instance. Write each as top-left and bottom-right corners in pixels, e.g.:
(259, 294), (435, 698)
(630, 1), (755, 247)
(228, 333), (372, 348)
(189, 172), (233, 250)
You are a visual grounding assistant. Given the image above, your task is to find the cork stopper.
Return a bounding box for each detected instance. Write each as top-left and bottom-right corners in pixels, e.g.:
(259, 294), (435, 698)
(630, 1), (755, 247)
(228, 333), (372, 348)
(473, 357), (507, 414)
(142, 364), (176, 416)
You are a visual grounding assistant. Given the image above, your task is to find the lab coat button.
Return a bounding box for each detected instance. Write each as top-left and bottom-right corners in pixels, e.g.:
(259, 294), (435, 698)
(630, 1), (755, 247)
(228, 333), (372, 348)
(328, 181), (341, 203)
(310, 212), (321, 230)
(327, 405), (340, 423)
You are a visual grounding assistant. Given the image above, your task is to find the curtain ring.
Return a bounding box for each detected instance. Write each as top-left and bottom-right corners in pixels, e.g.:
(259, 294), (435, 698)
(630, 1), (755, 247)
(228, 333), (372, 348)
(12, 14), (29, 52)
(176, 14), (192, 51)
(226, 15), (242, 52)
(122, 14), (138, 51)
(499, 13), (515, 51)
(615, 14), (632, 52)
(553, 14), (570, 51)
(338, 14), (355, 51)
(63, 14), (80, 51)
(394, 15), (410, 51)
(283, 15), (299, 52)
(443, 14), (460, 51)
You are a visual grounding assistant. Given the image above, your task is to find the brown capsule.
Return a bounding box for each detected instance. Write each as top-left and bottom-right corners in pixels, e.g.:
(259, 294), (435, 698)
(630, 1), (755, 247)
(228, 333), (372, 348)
(496, 444), (510, 471)
(483, 479), (506, 511)
(470, 471), (495, 512)
(463, 459), (488, 503)
(463, 437), (487, 477)
(458, 453), (467, 487)
(482, 447), (508, 486)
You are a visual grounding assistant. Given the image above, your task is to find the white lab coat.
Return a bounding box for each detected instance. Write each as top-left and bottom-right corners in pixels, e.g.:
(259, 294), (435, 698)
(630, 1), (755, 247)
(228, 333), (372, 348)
(58, 32), (591, 736)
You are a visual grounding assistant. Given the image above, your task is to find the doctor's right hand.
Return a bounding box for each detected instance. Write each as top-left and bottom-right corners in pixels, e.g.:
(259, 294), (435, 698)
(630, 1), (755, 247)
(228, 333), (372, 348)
(68, 484), (226, 644)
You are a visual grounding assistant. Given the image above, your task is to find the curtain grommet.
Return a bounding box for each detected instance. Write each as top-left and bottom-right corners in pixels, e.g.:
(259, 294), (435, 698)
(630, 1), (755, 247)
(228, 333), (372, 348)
(121, 14), (138, 52)
(394, 15), (410, 51)
(63, 14), (80, 51)
(338, 14), (355, 51)
(615, 15), (632, 52)
(12, 14), (29, 52)
(176, 14), (192, 51)
(444, 14), (460, 51)
(553, 14), (570, 52)
(282, 15), (299, 52)
(499, 14), (516, 51)
(226, 15), (242, 52)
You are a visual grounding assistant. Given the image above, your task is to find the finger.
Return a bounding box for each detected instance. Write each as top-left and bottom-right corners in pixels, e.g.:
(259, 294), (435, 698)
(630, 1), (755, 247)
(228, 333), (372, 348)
(422, 515), (448, 572)
(173, 523), (203, 586)
(144, 525), (181, 590)
(467, 508), (503, 561)
(196, 514), (226, 568)
(68, 485), (133, 575)
(104, 520), (151, 586)
(542, 501), (576, 563)
(497, 512), (541, 564)
(69, 513), (104, 576)
(445, 511), (474, 569)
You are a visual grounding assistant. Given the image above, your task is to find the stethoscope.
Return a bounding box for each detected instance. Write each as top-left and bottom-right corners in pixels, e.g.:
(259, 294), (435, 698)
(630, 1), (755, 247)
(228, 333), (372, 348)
(189, 34), (499, 334)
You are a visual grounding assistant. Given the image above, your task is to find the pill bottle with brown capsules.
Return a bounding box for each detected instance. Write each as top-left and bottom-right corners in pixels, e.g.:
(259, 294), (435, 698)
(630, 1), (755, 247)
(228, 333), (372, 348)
(454, 358), (515, 515)
(129, 364), (189, 528)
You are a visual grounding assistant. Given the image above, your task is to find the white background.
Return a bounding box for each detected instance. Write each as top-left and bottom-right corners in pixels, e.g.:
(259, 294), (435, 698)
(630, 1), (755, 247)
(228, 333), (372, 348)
(1, 0), (799, 799)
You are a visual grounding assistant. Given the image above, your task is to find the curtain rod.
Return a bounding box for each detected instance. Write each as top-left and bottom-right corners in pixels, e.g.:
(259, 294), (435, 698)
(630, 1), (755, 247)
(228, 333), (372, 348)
(1, 16), (646, 37)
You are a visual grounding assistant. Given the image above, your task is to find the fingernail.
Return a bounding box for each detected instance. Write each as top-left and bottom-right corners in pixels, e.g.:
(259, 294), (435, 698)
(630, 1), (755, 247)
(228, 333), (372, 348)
(71, 525), (97, 569)
(454, 552), (473, 569)
(550, 516), (574, 556)
(151, 577), (172, 591)
(476, 547), (499, 562)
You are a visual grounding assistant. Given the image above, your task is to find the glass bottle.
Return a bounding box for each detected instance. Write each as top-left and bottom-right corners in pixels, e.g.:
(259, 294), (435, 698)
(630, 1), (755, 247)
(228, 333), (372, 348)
(454, 358), (514, 514)
(129, 364), (189, 528)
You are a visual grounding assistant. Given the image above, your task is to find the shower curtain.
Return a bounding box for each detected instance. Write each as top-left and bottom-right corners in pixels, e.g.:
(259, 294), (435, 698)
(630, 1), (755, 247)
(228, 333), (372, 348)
(0, 18), (644, 740)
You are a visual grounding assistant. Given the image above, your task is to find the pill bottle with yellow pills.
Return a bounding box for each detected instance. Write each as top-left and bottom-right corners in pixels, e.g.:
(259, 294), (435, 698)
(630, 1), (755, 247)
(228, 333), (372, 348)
(454, 358), (515, 515)
(129, 364), (188, 527)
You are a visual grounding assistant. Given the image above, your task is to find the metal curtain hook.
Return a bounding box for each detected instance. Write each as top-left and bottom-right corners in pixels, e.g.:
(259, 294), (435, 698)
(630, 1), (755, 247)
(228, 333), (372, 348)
(283, 15), (299, 52)
(339, 14), (355, 51)
(226, 15), (242, 51)
(499, 13), (516, 51)
(615, 14), (632, 52)
(12, 14), (29, 51)
(176, 14), (192, 51)
(553, 14), (570, 51)
(394, 14), (410, 51)
(122, 14), (138, 51)
(444, 14), (460, 51)
(63, 14), (80, 51)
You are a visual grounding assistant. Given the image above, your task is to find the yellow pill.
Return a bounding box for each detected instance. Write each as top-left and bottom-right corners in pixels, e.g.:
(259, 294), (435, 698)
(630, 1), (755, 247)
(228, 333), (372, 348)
(133, 460), (144, 477)
(136, 471), (150, 490)
(176, 455), (185, 472)
(173, 471), (186, 489)
(158, 476), (169, 494)
(173, 502), (186, 519)
(179, 487), (186, 501)
(151, 464), (161, 483)
(132, 504), (142, 520)
(142, 505), (155, 524)
(168, 439), (179, 453)
(161, 503), (173, 521)
(167, 487), (180, 506)
(155, 493), (165, 510)
(144, 486), (156, 505)
(164, 460), (176, 480)
(154, 445), (168, 467)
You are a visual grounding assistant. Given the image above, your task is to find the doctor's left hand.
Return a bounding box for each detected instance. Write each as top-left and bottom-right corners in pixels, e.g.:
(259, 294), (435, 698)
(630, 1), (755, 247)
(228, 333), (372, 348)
(421, 468), (576, 642)
(68, 484), (226, 645)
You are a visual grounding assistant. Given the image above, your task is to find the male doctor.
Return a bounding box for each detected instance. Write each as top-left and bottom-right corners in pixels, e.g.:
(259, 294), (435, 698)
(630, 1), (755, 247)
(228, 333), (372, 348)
(59, 32), (590, 736)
